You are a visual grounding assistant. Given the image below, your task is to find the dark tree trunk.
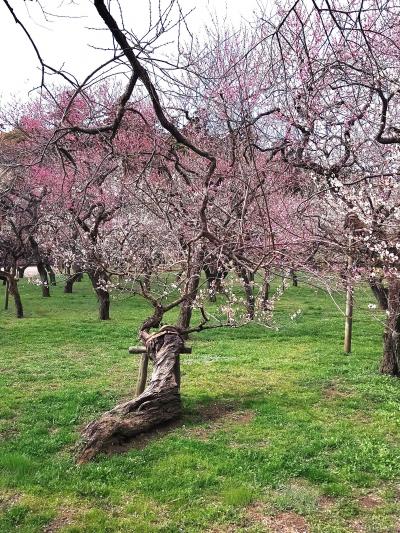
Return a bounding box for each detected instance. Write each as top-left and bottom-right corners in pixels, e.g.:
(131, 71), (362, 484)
(17, 266), (26, 279)
(178, 250), (203, 332)
(98, 291), (110, 320)
(45, 264), (57, 286)
(380, 279), (400, 376)
(89, 271), (110, 320)
(370, 278), (388, 310)
(204, 265), (217, 302)
(78, 327), (184, 462)
(238, 267), (255, 320)
(29, 237), (50, 297)
(4, 280), (9, 310)
(260, 271), (270, 311)
(290, 269), (298, 287)
(143, 270), (151, 292)
(37, 262), (50, 297)
(8, 276), (23, 318)
(64, 272), (81, 294)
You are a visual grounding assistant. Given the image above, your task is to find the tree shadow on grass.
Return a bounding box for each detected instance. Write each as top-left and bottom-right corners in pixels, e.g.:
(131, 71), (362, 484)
(95, 395), (259, 457)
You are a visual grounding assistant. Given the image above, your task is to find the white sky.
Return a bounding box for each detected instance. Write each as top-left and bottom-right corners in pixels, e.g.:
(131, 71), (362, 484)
(0, 0), (264, 104)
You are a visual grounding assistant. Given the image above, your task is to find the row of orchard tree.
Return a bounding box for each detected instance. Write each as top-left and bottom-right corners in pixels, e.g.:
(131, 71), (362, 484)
(1, 0), (400, 460)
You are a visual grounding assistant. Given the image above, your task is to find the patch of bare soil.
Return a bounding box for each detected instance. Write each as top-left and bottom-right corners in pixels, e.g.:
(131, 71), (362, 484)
(323, 382), (351, 399)
(348, 519), (366, 532)
(0, 492), (21, 511)
(358, 494), (383, 509)
(247, 503), (309, 532)
(318, 496), (336, 510)
(206, 526), (240, 533)
(43, 508), (76, 532)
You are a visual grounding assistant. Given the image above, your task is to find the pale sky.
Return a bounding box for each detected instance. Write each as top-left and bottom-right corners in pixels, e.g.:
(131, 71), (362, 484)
(0, 0), (265, 104)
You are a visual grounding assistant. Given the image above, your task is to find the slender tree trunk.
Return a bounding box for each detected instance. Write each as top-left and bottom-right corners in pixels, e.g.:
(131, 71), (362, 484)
(89, 271), (110, 320)
(17, 266), (25, 279)
(143, 270), (151, 292)
(45, 264), (57, 286)
(344, 283), (354, 354)
(37, 262), (50, 297)
(8, 276), (23, 318)
(238, 267), (255, 320)
(344, 235), (353, 354)
(78, 327), (184, 462)
(204, 265), (217, 302)
(64, 272), (81, 294)
(380, 278), (400, 376)
(260, 271), (270, 311)
(290, 268), (298, 287)
(29, 237), (50, 297)
(4, 280), (9, 310)
(178, 249), (203, 332)
(369, 278), (388, 310)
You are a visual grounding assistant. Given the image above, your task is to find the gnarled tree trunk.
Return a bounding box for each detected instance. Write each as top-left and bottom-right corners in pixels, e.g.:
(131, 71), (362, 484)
(370, 278), (388, 310)
(78, 327), (184, 462)
(37, 261), (50, 297)
(8, 275), (23, 318)
(88, 270), (110, 320)
(380, 278), (400, 376)
(178, 249), (204, 332)
(29, 238), (50, 297)
(64, 272), (82, 294)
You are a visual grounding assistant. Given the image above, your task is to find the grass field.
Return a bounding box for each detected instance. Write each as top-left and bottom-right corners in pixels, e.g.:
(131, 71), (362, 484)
(1, 278), (400, 532)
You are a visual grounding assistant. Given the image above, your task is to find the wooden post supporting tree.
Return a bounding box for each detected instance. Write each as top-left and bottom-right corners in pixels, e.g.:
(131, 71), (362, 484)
(78, 326), (191, 463)
(129, 342), (192, 396)
(344, 233), (354, 354)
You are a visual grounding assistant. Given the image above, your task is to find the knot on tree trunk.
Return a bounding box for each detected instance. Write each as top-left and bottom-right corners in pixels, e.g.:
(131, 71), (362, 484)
(77, 327), (184, 463)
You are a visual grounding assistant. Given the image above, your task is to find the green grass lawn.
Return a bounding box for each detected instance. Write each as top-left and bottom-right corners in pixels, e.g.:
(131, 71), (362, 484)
(0, 278), (400, 532)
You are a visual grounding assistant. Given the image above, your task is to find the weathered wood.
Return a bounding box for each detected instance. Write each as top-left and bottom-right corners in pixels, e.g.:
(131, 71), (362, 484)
(78, 327), (184, 463)
(135, 353), (149, 396)
(344, 234), (354, 354)
(129, 345), (192, 354)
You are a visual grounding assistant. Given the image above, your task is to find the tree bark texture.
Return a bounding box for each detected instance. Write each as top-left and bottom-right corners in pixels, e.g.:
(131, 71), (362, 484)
(237, 267), (255, 320)
(88, 271), (110, 320)
(8, 276), (23, 318)
(78, 327), (184, 462)
(178, 249), (204, 332)
(37, 261), (50, 297)
(45, 264), (57, 286)
(369, 278), (388, 310)
(64, 272), (82, 294)
(380, 278), (400, 376)
(259, 270), (270, 311)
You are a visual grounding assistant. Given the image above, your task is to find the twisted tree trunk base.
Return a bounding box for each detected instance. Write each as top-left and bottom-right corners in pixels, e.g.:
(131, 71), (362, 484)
(78, 327), (184, 463)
